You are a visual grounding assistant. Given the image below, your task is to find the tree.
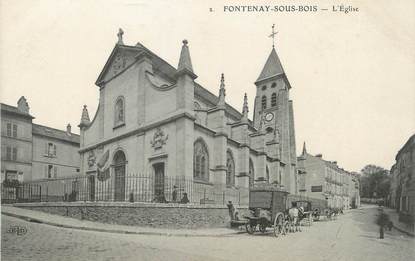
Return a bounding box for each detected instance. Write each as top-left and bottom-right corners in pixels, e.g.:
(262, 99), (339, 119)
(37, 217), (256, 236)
(359, 165), (390, 199)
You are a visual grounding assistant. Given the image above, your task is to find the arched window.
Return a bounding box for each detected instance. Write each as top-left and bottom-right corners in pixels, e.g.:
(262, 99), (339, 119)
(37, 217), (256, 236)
(193, 139), (209, 181)
(261, 85), (267, 91)
(226, 150), (235, 187)
(271, 93), (277, 107)
(271, 82), (277, 88)
(261, 95), (267, 110)
(114, 97), (125, 125)
(113, 150), (126, 166)
(249, 158), (255, 187)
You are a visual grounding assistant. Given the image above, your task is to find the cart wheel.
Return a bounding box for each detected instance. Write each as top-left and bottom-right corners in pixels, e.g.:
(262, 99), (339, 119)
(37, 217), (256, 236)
(273, 213), (285, 237)
(246, 222), (256, 234)
(259, 223), (267, 233)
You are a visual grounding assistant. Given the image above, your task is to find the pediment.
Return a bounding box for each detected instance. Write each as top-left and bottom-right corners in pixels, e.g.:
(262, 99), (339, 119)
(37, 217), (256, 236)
(96, 45), (140, 86)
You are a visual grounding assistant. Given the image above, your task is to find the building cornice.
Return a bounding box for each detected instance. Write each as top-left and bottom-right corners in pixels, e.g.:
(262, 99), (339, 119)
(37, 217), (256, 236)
(79, 111), (195, 153)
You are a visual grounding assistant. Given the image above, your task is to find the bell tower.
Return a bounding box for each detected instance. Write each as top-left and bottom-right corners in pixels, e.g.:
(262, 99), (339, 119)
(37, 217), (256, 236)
(253, 47), (289, 141)
(252, 27), (298, 194)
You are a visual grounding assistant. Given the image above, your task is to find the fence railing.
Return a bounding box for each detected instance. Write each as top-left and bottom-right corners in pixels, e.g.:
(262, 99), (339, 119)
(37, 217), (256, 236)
(1, 174), (249, 206)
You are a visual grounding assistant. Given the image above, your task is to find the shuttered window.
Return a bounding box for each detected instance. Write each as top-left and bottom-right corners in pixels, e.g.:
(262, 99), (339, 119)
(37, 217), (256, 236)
(6, 147), (12, 160)
(12, 124), (17, 137)
(12, 147), (17, 161)
(48, 165), (53, 179)
(6, 123), (12, 136)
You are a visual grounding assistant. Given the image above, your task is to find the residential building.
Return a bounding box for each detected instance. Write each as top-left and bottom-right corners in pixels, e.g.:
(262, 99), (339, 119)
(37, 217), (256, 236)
(297, 142), (359, 209)
(1, 97), (80, 182)
(390, 134), (415, 221)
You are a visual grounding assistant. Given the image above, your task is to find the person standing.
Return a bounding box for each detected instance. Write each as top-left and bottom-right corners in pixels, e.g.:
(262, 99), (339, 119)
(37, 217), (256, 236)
(172, 185), (178, 202)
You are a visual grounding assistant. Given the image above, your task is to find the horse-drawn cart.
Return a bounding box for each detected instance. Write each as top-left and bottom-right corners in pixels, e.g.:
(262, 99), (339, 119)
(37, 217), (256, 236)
(292, 200), (314, 226)
(244, 187), (288, 237)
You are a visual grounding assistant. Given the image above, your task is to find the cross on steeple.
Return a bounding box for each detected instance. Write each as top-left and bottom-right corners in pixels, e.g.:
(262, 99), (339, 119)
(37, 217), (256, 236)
(269, 24), (278, 48)
(117, 28), (124, 45)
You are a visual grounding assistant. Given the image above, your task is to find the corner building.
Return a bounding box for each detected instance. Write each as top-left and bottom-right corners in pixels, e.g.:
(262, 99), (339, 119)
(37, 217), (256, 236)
(78, 31), (298, 203)
(1, 97), (80, 183)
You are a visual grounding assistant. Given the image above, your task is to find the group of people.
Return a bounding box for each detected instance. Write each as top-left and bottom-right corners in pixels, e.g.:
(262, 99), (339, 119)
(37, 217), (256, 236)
(152, 185), (189, 204)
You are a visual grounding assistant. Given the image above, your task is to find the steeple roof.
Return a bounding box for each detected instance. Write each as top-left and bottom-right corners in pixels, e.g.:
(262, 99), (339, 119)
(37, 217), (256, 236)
(256, 48), (285, 83)
(217, 73), (226, 108)
(79, 105), (91, 128)
(177, 40), (195, 77)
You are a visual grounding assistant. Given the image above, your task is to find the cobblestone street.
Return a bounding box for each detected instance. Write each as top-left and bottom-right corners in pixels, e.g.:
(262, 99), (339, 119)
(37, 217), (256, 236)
(2, 205), (414, 261)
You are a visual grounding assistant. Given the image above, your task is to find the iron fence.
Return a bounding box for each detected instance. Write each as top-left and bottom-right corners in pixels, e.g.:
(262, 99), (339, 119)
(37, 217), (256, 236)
(1, 174), (249, 206)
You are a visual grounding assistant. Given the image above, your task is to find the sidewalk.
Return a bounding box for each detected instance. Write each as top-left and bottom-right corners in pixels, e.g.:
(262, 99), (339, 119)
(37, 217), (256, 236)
(383, 207), (414, 237)
(1, 205), (245, 237)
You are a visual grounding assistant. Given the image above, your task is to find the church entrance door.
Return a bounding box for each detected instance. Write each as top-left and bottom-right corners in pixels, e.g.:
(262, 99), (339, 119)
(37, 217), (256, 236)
(153, 163), (165, 202)
(113, 150), (126, 201)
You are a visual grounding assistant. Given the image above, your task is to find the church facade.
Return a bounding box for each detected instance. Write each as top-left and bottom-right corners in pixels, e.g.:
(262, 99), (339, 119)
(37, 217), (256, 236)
(78, 30), (298, 203)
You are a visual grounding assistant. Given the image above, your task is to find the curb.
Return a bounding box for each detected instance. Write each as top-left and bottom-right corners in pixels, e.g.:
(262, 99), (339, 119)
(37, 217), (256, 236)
(392, 224), (415, 237)
(1, 211), (246, 238)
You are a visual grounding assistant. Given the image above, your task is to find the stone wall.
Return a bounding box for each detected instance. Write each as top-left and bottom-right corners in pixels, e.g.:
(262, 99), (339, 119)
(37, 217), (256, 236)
(14, 202), (249, 229)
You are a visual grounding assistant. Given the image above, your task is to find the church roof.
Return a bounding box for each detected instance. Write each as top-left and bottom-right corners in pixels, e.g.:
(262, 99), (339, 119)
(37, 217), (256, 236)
(256, 48), (285, 83)
(95, 41), (249, 123)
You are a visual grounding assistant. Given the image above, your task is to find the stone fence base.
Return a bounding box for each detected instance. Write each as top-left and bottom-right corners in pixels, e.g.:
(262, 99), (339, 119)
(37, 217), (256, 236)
(13, 202), (249, 229)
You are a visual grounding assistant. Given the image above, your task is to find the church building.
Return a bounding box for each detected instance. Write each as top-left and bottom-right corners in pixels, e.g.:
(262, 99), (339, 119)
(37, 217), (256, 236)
(78, 29), (298, 203)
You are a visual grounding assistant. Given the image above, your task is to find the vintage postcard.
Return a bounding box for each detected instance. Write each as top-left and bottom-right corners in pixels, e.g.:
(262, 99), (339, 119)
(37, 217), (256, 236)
(1, 0), (414, 260)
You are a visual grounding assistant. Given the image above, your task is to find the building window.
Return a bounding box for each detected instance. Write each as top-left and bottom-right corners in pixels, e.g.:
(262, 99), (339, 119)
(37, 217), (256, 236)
(47, 142), (57, 157)
(114, 96), (125, 126)
(12, 147), (17, 161)
(261, 95), (267, 110)
(193, 139), (209, 182)
(6, 146), (12, 160)
(271, 82), (277, 88)
(261, 85), (267, 91)
(249, 159), (255, 187)
(271, 93), (277, 107)
(6, 123), (12, 137)
(226, 150), (235, 187)
(46, 165), (57, 179)
(12, 124), (17, 138)
(48, 165), (53, 179)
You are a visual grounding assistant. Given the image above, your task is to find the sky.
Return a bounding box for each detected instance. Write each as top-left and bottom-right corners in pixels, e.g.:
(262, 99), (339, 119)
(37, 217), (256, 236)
(0, 0), (414, 172)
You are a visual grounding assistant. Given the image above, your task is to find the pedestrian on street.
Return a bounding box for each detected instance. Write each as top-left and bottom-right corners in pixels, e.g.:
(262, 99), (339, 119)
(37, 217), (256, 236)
(180, 192), (189, 204)
(172, 185), (178, 202)
(227, 201), (235, 221)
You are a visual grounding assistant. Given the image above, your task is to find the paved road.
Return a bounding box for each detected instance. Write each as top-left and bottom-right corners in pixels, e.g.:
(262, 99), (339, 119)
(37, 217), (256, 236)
(2, 205), (414, 261)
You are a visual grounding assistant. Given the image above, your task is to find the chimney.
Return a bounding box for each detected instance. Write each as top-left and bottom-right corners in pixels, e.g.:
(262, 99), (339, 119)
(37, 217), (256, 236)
(315, 154), (323, 158)
(66, 124), (72, 136)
